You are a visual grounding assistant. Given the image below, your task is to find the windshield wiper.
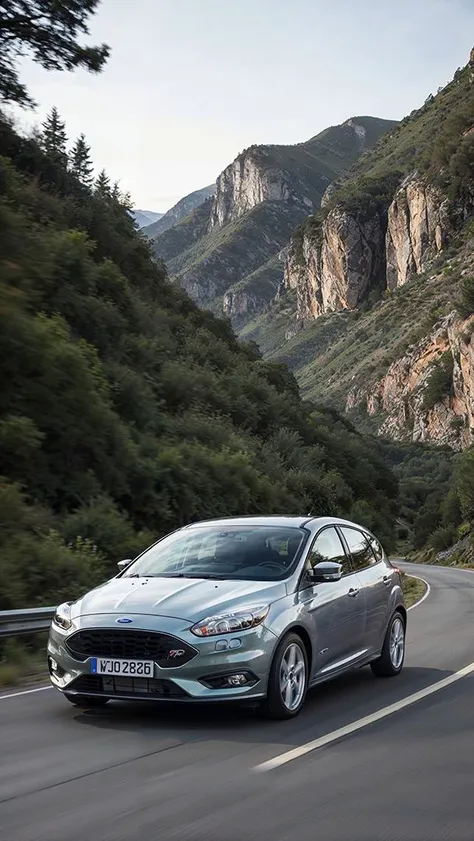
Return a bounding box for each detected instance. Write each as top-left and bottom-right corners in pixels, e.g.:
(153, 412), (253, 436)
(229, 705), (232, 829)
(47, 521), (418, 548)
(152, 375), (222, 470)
(144, 572), (225, 580)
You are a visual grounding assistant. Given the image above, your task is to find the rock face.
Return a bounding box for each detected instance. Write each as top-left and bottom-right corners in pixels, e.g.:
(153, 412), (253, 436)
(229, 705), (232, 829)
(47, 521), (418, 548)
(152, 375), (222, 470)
(222, 288), (256, 320)
(385, 176), (450, 289)
(284, 173), (452, 324)
(209, 148), (315, 230)
(346, 314), (474, 450)
(283, 206), (387, 322)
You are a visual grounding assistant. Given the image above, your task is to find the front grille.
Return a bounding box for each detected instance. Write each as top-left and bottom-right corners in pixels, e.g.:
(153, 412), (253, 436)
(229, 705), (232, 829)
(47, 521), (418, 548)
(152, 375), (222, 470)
(69, 674), (189, 698)
(65, 629), (197, 668)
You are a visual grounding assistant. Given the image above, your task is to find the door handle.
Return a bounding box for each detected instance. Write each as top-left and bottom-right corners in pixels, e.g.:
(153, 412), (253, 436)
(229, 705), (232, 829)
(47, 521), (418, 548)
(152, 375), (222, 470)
(382, 575), (391, 586)
(348, 587), (359, 598)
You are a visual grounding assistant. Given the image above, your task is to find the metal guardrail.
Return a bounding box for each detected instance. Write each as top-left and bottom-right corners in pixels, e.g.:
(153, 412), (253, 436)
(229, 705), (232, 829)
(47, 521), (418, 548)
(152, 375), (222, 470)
(0, 607), (56, 637)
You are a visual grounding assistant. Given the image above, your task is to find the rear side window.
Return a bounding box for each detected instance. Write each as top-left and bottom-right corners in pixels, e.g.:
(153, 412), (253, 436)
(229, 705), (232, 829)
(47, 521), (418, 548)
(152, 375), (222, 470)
(339, 527), (377, 571)
(367, 534), (384, 561)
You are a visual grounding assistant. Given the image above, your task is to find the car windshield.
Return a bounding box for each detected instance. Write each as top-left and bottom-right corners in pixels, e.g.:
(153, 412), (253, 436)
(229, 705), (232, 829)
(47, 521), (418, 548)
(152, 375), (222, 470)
(122, 525), (307, 581)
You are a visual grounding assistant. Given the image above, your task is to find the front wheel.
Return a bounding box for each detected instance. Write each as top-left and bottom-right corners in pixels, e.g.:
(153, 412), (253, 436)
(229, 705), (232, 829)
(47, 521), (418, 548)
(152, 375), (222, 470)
(63, 693), (109, 708)
(370, 611), (406, 677)
(260, 632), (308, 720)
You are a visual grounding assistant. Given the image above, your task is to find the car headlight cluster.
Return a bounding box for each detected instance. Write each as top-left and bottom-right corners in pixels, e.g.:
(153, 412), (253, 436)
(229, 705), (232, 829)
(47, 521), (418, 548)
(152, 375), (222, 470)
(52, 602), (73, 631)
(190, 605), (269, 637)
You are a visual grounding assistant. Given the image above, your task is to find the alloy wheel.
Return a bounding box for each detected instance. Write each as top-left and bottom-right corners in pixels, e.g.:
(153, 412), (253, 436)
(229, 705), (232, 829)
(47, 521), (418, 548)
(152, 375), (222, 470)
(389, 617), (405, 670)
(279, 642), (306, 711)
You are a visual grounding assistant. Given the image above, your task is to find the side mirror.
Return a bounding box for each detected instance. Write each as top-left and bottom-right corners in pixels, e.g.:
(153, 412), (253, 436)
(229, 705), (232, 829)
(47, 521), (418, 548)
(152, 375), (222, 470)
(117, 559), (133, 572)
(310, 561), (342, 582)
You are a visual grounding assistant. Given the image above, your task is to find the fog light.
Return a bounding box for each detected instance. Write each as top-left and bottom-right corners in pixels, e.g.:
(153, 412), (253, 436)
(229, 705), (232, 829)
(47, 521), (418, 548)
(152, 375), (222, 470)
(200, 671), (258, 689)
(227, 674), (248, 686)
(48, 657), (58, 675)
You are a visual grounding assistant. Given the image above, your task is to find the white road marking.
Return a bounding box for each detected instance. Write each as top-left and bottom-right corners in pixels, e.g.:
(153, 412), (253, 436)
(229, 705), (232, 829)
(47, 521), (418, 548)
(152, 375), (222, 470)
(254, 660), (474, 772)
(406, 576), (431, 611)
(0, 685), (52, 701)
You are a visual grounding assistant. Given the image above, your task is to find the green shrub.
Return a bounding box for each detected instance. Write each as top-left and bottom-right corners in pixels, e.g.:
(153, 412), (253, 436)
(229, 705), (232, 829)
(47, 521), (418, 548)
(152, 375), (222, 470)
(422, 352), (454, 410)
(457, 276), (474, 318)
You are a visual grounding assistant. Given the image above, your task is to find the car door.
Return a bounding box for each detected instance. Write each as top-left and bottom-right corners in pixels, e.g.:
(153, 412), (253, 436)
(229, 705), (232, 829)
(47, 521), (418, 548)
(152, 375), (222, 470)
(297, 525), (367, 680)
(338, 526), (390, 655)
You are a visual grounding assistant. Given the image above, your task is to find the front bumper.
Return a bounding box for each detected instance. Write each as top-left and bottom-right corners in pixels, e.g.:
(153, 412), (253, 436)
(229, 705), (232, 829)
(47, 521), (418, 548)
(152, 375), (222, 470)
(47, 613), (277, 703)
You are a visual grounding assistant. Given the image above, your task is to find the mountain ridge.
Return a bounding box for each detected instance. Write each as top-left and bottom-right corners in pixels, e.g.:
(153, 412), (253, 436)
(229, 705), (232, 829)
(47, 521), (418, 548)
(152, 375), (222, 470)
(150, 116), (397, 327)
(142, 184), (215, 238)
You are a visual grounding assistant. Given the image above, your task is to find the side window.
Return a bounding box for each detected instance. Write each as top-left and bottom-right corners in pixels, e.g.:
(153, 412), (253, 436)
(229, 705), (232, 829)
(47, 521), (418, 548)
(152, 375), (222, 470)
(340, 527), (377, 571)
(306, 527), (351, 576)
(367, 533), (384, 562)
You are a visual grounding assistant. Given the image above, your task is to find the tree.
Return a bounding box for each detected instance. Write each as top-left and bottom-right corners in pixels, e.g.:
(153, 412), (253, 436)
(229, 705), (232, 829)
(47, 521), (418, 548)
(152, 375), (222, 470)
(69, 133), (93, 186)
(0, 0), (109, 107)
(458, 276), (474, 318)
(111, 181), (133, 210)
(94, 168), (111, 198)
(40, 106), (67, 165)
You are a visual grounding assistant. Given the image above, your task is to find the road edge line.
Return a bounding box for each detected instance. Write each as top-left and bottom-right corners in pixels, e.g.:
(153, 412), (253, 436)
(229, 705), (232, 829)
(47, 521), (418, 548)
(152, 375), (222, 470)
(253, 659), (474, 772)
(0, 685), (52, 701)
(406, 575), (431, 611)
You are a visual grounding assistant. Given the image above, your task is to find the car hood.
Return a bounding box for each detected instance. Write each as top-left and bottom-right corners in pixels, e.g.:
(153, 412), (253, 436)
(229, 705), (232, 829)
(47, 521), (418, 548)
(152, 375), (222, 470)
(72, 576), (287, 624)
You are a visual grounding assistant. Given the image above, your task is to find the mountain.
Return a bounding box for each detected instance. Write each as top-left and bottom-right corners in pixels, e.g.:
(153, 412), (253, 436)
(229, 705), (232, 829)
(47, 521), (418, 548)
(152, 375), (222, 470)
(249, 50), (474, 454)
(132, 209), (163, 228)
(0, 114), (402, 610)
(150, 117), (397, 328)
(142, 184), (215, 238)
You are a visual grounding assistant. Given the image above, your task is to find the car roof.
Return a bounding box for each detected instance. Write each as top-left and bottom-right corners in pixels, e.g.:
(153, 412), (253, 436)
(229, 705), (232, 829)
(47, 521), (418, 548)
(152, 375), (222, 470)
(180, 515), (369, 532)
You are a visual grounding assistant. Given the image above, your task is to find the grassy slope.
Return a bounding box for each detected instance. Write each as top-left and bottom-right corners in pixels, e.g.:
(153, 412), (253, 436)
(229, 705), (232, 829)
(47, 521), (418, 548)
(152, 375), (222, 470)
(341, 71), (471, 183)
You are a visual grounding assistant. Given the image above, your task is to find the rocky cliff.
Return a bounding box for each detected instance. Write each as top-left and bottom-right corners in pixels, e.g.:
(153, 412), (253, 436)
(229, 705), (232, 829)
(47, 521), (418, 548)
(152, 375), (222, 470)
(283, 172), (451, 325)
(386, 175), (450, 289)
(278, 57), (474, 333)
(283, 205), (387, 323)
(346, 314), (474, 450)
(209, 148), (315, 230)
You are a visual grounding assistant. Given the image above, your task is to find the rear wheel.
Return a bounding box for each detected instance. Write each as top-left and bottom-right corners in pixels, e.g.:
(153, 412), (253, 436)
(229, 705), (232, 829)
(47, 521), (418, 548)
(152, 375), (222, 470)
(63, 693), (109, 708)
(260, 632), (308, 720)
(371, 611), (405, 677)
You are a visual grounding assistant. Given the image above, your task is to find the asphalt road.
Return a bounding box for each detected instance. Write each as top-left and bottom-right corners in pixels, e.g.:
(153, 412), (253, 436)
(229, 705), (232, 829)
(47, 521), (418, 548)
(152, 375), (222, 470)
(1, 562), (474, 841)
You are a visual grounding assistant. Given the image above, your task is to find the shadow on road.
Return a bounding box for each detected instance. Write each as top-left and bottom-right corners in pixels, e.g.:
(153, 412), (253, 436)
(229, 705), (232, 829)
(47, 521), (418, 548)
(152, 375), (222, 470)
(70, 665), (453, 747)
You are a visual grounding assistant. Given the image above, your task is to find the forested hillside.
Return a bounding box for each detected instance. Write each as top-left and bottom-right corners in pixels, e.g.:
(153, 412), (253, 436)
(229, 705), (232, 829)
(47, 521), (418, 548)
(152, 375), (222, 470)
(0, 113), (401, 610)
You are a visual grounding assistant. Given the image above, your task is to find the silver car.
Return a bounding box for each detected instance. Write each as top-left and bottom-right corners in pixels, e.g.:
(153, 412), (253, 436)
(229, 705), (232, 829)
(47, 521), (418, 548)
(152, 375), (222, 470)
(47, 515), (406, 719)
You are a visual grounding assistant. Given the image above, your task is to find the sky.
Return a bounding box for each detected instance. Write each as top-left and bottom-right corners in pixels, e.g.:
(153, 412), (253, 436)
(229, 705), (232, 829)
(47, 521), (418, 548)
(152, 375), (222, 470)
(10, 0), (474, 212)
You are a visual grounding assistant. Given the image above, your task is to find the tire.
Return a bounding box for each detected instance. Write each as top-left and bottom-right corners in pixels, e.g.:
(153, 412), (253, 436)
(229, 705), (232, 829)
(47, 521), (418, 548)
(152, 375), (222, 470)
(370, 611), (406, 677)
(259, 632), (309, 720)
(63, 693), (109, 708)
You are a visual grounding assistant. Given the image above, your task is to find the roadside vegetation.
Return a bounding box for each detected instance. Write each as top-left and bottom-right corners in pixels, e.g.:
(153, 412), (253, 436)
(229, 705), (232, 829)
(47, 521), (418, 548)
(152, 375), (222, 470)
(400, 573), (427, 609)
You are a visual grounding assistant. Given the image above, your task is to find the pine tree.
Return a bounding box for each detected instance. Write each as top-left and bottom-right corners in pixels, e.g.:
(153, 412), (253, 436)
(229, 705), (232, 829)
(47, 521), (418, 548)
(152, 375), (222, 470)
(69, 134), (94, 187)
(111, 181), (121, 201)
(95, 169), (111, 199)
(41, 107), (67, 166)
(0, 0), (109, 107)
(111, 181), (133, 211)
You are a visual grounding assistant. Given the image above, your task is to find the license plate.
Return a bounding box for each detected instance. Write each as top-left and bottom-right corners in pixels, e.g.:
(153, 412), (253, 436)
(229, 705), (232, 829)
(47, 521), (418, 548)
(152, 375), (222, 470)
(90, 658), (154, 677)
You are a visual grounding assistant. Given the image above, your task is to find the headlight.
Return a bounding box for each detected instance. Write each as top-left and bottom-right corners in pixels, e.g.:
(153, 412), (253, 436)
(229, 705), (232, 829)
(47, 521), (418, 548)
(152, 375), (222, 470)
(190, 605), (269, 637)
(52, 602), (72, 631)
